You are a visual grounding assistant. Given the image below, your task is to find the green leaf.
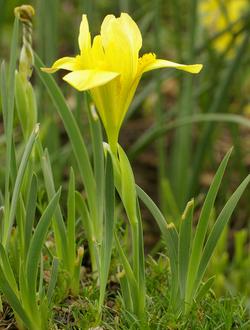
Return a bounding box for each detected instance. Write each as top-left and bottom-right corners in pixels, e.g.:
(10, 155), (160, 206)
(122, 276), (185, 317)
(135, 198), (146, 317)
(115, 233), (137, 293)
(47, 258), (59, 304)
(136, 185), (168, 237)
(75, 191), (96, 270)
(2, 124), (39, 247)
(194, 174), (250, 295)
(118, 145), (137, 225)
(24, 173), (38, 256)
(67, 167), (76, 271)
(136, 185), (179, 291)
(185, 148), (232, 303)
(128, 114), (250, 160)
(195, 276), (215, 303)
(26, 189), (61, 304)
(161, 178), (181, 222)
(34, 54), (96, 221)
(0, 266), (33, 329)
(99, 152), (115, 312)
(86, 97), (104, 239)
(40, 147), (67, 261)
(0, 244), (18, 295)
(178, 199), (194, 300)
(1, 62), (8, 131)
(119, 274), (133, 313)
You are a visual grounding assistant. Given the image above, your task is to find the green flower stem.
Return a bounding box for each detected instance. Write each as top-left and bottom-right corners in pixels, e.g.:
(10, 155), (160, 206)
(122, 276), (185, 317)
(108, 144), (145, 321)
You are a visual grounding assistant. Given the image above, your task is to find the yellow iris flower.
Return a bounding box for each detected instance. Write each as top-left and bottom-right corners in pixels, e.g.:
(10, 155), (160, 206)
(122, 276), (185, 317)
(42, 13), (202, 152)
(199, 0), (248, 53)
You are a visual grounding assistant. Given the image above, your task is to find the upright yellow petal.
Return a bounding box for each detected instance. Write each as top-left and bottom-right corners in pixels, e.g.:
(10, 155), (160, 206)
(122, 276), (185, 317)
(90, 35), (105, 70)
(78, 14), (91, 54)
(119, 13), (142, 55)
(100, 15), (116, 47)
(63, 69), (119, 91)
(100, 13), (141, 79)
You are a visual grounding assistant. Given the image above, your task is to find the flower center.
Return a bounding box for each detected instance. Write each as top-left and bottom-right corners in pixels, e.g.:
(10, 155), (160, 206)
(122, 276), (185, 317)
(137, 53), (156, 74)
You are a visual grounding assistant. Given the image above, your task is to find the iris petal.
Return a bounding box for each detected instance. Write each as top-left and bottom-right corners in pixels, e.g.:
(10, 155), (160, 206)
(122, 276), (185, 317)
(41, 56), (80, 73)
(78, 15), (91, 54)
(63, 69), (120, 91)
(119, 13), (142, 53)
(142, 58), (203, 74)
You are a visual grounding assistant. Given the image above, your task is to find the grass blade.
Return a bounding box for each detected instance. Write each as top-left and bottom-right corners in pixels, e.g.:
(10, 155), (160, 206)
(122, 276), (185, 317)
(128, 113), (250, 159)
(34, 54), (96, 220)
(0, 266), (33, 329)
(86, 100), (104, 241)
(185, 148), (232, 303)
(99, 152), (115, 312)
(115, 232), (138, 304)
(195, 276), (215, 303)
(39, 147), (67, 261)
(136, 198), (146, 317)
(75, 191), (96, 271)
(47, 257), (59, 304)
(24, 173), (38, 256)
(136, 185), (179, 282)
(118, 146), (137, 226)
(26, 189), (61, 304)
(67, 167), (76, 271)
(136, 185), (168, 235)
(178, 199), (194, 300)
(194, 175), (250, 295)
(2, 124), (39, 247)
(0, 244), (18, 295)
(1, 62), (8, 132)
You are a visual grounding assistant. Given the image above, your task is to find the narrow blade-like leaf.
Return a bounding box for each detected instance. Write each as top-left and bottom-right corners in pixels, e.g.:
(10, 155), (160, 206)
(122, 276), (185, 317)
(24, 173), (38, 256)
(99, 153), (115, 311)
(26, 189), (61, 300)
(34, 54), (96, 219)
(0, 267), (32, 329)
(3, 124), (39, 247)
(185, 148), (232, 302)
(194, 175), (250, 294)
(178, 199), (194, 299)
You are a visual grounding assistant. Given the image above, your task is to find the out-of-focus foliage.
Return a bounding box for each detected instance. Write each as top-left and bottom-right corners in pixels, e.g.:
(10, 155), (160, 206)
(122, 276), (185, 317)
(199, 0), (249, 54)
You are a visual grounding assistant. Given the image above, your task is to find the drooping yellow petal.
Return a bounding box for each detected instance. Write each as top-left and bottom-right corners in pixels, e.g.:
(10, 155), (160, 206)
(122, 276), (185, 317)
(63, 69), (120, 91)
(78, 14), (91, 54)
(41, 56), (81, 73)
(141, 56), (203, 74)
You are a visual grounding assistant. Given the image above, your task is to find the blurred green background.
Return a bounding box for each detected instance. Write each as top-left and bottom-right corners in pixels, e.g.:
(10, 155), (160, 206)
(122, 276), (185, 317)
(1, 0), (250, 301)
